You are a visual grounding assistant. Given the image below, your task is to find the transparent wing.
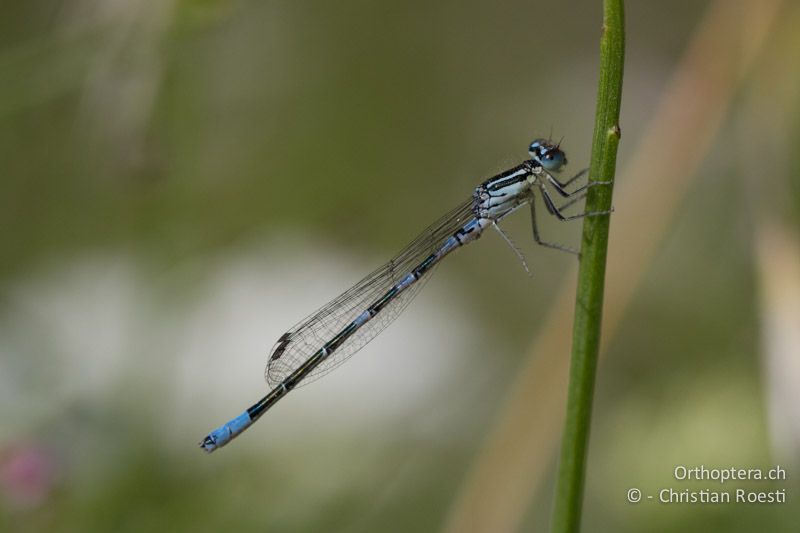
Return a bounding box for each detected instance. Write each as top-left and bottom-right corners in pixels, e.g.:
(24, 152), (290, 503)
(265, 196), (476, 388)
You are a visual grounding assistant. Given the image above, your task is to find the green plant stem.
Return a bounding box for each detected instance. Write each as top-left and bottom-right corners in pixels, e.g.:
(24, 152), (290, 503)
(551, 1), (624, 532)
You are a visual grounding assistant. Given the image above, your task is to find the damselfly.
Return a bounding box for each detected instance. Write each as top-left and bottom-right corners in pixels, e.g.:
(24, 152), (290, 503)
(200, 139), (610, 452)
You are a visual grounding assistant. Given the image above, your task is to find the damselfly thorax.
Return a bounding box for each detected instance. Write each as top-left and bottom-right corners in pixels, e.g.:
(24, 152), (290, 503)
(474, 162), (539, 220)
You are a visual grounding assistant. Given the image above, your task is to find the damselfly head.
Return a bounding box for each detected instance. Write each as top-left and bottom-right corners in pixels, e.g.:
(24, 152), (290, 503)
(529, 139), (567, 172)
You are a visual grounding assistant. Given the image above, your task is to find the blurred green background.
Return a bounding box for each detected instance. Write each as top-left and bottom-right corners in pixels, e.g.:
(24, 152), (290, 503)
(1, 1), (799, 532)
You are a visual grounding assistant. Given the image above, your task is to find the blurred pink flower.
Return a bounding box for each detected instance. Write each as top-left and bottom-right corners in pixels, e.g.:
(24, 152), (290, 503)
(0, 443), (57, 510)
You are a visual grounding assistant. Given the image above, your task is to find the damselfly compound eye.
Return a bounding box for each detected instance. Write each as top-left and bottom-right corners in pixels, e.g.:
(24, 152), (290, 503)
(529, 139), (567, 172)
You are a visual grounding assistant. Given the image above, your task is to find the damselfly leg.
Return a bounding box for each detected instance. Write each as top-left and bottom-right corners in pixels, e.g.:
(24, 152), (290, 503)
(538, 182), (613, 222)
(529, 199), (579, 255)
(492, 221), (532, 275)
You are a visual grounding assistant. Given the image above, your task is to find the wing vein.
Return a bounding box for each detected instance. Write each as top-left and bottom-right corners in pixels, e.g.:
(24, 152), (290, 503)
(265, 196), (476, 388)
